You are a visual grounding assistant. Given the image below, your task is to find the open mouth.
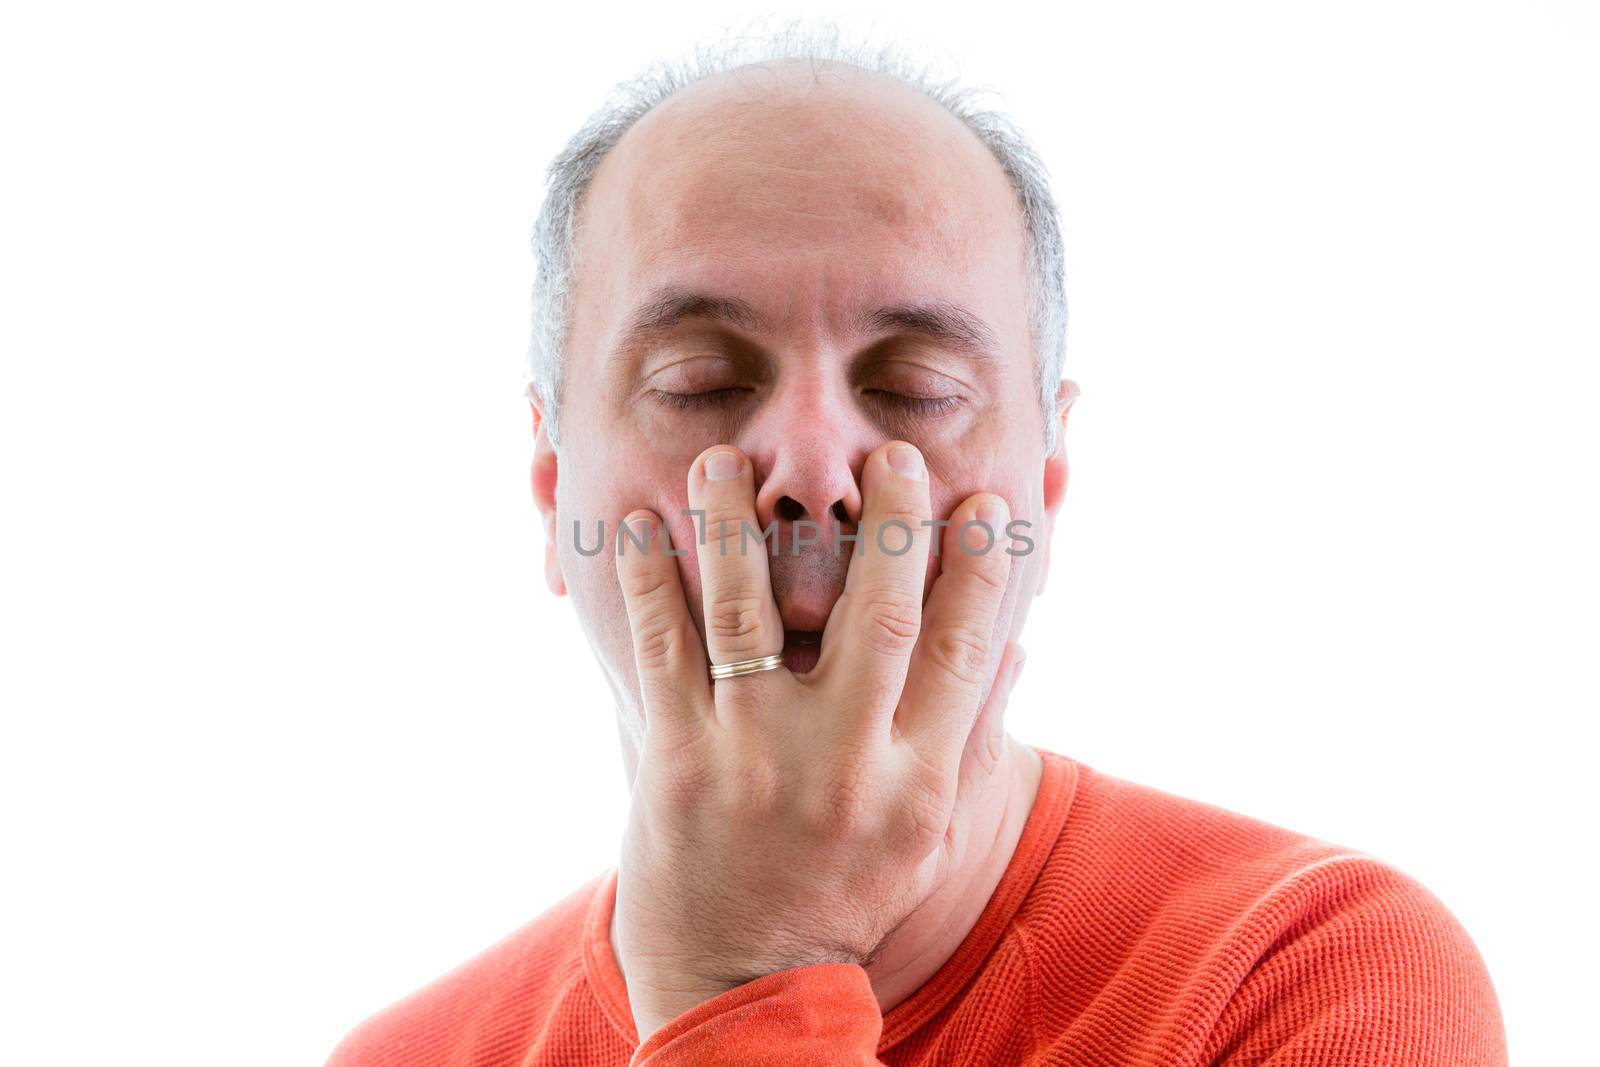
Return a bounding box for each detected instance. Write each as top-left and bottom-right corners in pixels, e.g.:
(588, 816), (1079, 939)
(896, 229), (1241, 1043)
(782, 629), (823, 674)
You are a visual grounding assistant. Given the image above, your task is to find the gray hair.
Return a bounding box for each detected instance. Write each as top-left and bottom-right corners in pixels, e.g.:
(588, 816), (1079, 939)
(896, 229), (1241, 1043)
(526, 16), (1069, 455)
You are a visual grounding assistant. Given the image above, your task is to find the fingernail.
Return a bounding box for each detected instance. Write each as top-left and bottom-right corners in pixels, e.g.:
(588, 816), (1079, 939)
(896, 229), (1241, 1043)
(1011, 651), (1028, 685)
(977, 496), (1008, 528)
(705, 451), (742, 481)
(888, 444), (924, 481)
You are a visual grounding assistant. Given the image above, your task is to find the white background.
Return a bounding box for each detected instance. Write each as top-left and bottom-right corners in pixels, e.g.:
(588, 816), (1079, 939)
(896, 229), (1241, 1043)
(2, 2), (1595, 1064)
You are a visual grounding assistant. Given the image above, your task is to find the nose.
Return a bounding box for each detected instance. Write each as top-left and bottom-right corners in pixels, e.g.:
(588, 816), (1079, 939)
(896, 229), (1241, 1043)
(740, 376), (866, 536)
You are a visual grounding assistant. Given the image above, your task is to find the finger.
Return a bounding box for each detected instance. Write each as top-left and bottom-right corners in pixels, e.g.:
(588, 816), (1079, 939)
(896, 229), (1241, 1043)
(896, 492), (1014, 760)
(687, 445), (785, 671)
(951, 639), (1026, 825)
(908, 640), (1026, 902)
(615, 509), (711, 739)
(817, 440), (933, 719)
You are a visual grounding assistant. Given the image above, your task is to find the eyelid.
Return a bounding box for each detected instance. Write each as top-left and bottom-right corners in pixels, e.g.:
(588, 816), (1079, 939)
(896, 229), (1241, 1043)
(646, 387), (964, 420)
(648, 386), (752, 411)
(862, 352), (984, 394)
(646, 352), (739, 372)
(863, 390), (966, 418)
(866, 357), (972, 391)
(643, 353), (745, 391)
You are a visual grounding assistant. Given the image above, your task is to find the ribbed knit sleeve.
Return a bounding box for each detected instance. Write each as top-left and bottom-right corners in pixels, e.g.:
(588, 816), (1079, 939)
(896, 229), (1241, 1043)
(1202, 856), (1507, 1066)
(628, 962), (886, 1066)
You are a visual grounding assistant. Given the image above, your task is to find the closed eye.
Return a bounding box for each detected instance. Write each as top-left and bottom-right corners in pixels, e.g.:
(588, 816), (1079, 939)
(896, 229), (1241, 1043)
(863, 390), (965, 418)
(649, 388), (965, 418)
(649, 387), (753, 410)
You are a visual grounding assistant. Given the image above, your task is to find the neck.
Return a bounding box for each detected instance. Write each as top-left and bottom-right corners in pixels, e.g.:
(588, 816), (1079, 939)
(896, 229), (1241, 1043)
(609, 733), (1044, 1017)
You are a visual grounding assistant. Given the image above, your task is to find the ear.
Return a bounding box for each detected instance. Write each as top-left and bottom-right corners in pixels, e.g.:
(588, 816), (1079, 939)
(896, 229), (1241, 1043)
(1035, 379), (1080, 596)
(529, 395), (566, 597)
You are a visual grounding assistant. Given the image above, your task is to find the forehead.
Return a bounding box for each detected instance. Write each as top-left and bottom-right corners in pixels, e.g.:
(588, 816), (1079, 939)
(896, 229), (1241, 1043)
(572, 62), (1030, 342)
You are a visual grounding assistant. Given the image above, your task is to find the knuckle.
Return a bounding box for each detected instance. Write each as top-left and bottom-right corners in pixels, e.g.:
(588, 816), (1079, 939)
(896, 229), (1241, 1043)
(621, 574), (688, 674)
(962, 547), (1012, 592)
(699, 506), (755, 554)
(812, 762), (879, 838)
(650, 747), (720, 810)
(727, 754), (784, 814)
(923, 621), (992, 688)
(896, 768), (953, 851)
(904, 796), (947, 850)
(866, 507), (927, 550)
(620, 563), (674, 605)
(859, 590), (922, 656)
(708, 593), (767, 645)
(633, 612), (683, 675)
(975, 717), (1005, 777)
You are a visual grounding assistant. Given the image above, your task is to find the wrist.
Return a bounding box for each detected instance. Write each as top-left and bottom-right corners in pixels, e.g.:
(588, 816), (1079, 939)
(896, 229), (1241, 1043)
(629, 975), (742, 1043)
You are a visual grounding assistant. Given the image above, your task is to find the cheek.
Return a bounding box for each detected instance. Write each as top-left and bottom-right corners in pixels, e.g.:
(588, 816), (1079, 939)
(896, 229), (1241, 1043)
(928, 466), (1010, 525)
(927, 430), (1039, 529)
(555, 448), (694, 598)
(928, 463), (1040, 577)
(553, 475), (702, 694)
(563, 447), (691, 543)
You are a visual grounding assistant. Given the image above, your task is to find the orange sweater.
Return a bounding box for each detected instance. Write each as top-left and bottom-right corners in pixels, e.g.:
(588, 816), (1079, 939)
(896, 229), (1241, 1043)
(324, 748), (1507, 1065)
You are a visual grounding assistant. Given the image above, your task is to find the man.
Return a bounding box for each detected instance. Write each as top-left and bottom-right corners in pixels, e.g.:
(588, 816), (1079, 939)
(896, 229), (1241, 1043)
(326, 24), (1506, 1066)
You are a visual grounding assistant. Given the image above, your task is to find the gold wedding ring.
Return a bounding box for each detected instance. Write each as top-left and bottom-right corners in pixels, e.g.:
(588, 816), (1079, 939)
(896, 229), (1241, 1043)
(708, 652), (786, 680)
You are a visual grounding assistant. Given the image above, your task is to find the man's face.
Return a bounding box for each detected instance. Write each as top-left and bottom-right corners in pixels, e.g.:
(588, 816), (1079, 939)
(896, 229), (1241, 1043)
(533, 61), (1072, 761)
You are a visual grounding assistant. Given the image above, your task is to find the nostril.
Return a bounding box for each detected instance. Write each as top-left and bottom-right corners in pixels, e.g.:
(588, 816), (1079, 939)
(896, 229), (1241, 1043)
(830, 500), (850, 524)
(776, 496), (806, 522)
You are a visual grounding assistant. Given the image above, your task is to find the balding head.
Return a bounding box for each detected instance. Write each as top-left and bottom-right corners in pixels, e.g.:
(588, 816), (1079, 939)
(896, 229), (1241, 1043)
(586, 58), (1022, 274)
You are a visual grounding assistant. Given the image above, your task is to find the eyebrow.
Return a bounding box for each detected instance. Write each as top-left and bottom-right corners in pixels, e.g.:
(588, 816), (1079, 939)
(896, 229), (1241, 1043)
(619, 287), (768, 343)
(854, 300), (999, 360)
(614, 285), (999, 362)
